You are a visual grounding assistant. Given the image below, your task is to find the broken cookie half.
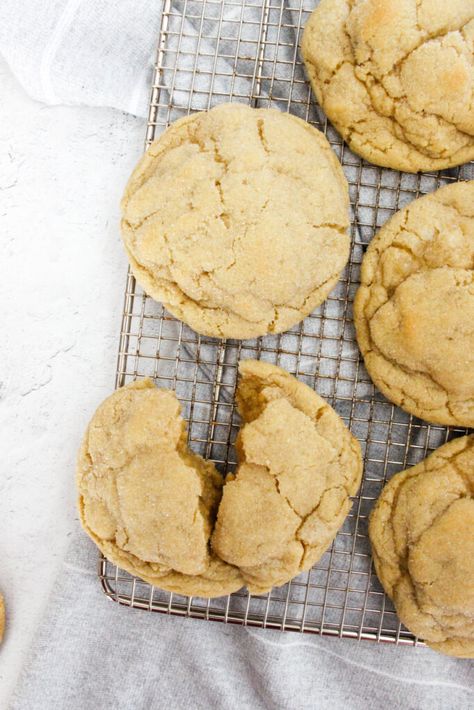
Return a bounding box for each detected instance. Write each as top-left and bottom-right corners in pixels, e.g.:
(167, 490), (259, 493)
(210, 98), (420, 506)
(77, 362), (362, 598)
(212, 360), (363, 594)
(77, 378), (243, 598)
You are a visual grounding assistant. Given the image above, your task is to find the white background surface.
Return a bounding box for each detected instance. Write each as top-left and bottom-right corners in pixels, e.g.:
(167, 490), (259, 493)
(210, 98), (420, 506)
(0, 56), (146, 705)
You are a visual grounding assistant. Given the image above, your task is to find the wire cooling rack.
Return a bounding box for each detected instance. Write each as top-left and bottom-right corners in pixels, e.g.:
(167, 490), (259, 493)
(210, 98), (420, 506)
(99, 0), (473, 645)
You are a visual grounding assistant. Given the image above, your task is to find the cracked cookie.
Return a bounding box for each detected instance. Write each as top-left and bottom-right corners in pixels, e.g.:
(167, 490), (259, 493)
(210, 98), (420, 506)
(212, 360), (362, 594)
(302, 0), (474, 172)
(121, 103), (350, 339)
(77, 379), (244, 597)
(369, 435), (474, 657)
(77, 362), (362, 597)
(354, 181), (474, 426)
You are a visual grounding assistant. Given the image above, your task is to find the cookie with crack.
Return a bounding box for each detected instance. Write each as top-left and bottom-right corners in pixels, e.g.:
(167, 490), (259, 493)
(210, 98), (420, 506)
(302, 0), (474, 172)
(121, 103), (350, 339)
(212, 360), (362, 594)
(354, 181), (474, 426)
(369, 435), (474, 657)
(77, 379), (244, 598)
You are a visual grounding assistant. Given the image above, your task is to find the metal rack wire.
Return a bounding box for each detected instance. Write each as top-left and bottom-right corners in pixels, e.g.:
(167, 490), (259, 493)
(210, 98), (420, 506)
(98, 0), (473, 645)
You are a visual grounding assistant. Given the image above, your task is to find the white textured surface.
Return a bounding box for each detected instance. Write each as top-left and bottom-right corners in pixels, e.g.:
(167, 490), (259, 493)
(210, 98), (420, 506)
(0, 56), (145, 705)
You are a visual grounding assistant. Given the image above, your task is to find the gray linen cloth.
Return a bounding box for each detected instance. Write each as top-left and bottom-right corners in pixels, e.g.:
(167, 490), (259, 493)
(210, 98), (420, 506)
(9, 533), (474, 710)
(3, 1), (474, 707)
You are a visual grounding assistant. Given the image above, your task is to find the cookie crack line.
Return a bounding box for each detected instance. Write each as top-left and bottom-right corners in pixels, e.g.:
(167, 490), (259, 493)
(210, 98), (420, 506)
(257, 118), (270, 155)
(449, 457), (474, 498)
(270, 473), (306, 567)
(272, 471), (303, 522)
(358, 19), (474, 90)
(360, 21), (474, 136)
(348, 55), (473, 160)
(361, 198), (472, 291)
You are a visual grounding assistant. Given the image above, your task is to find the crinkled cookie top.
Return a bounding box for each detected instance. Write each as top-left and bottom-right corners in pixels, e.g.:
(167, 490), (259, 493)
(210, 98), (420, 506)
(121, 103), (349, 339)
(78, 362), (362, 598)
(369, 434), (474, 658)
(302, 0), (474, 172)
(354, 181), (474, 426)
(212, 359), (362, 594)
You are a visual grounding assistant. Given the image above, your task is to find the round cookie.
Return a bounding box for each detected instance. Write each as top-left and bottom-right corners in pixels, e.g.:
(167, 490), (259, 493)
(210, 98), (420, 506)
(121, 103), (350, 339)
(77, 379), (244, 598)
(302, 0), (474, 172)
(354, 181), (474, 426)
(212, 360), (362, 594)
(369, 435), (474, 657)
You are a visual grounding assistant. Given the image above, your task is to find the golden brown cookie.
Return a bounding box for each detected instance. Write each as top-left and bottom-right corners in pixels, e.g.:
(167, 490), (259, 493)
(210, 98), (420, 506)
(77, 379), (244, 597)
(369, 435), (474, 657)
(212, 360), (362, 594)
(354, 181), (474, 426)
(121, 103), (350, 339)
(302, 0), (474, 172)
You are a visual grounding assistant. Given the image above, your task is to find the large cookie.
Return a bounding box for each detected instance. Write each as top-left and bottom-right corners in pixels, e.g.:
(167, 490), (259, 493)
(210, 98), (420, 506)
(78, 363), (362, 597)
(354, 181), (474, 426)
(302, 0), (474, 172)
(212, 360), (363, 594)
(369, 435), (474, 657)
(121, 103), (350, 339)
